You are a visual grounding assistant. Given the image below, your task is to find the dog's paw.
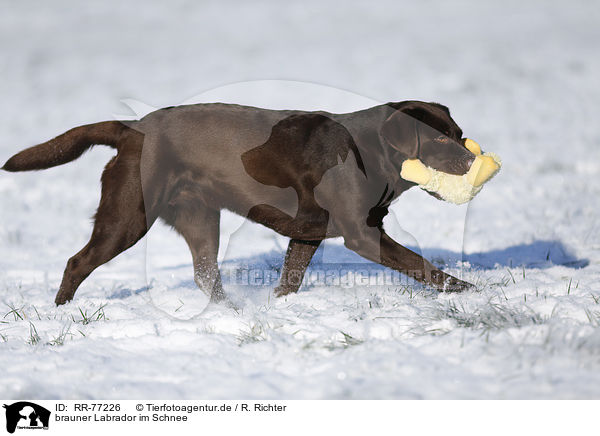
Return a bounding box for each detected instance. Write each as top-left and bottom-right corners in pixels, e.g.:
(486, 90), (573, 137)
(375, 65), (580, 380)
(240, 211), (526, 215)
(54, 291), (73, 306)
(209, 290), (239, 311)
(273, 286), (297, 297)
(220, 298), (240, 312)
(273, 286), (287, 297)
(442, 276), (475, 293)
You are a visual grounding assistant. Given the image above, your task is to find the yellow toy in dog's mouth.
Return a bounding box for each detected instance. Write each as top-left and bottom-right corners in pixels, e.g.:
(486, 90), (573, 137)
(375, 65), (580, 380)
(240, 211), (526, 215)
(400, 139), (501, 205)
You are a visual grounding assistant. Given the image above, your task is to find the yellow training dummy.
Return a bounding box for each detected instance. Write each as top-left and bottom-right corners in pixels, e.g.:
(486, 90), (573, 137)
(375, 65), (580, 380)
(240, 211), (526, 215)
(400, 139), (501, 204)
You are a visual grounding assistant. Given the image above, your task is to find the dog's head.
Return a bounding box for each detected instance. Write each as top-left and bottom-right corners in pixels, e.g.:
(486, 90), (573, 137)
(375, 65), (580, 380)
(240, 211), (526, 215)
(381, 101), (501, 204)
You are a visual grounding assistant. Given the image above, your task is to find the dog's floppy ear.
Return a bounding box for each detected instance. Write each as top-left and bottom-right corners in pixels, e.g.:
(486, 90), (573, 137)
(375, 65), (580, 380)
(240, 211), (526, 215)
(380, 110), (421, 158)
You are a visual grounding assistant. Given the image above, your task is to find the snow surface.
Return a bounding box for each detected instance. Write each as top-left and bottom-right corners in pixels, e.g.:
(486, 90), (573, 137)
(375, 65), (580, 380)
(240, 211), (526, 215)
(1, 0), (600, 399)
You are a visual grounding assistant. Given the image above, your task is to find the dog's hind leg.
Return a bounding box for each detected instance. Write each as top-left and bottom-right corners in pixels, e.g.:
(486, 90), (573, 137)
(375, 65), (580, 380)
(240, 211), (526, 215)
(172, 207), (228, 303)
(274, 239), (321, 297)
(54, 139), (152, 305)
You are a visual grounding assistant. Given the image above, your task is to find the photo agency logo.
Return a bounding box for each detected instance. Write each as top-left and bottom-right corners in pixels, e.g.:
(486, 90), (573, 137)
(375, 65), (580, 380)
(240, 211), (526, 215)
(110, 80), (498, 317)
(3, 402), (50, 433)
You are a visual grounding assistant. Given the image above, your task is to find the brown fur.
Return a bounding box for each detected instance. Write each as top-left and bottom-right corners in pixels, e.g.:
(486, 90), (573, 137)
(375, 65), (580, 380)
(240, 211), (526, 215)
(3, 101), (478, 305)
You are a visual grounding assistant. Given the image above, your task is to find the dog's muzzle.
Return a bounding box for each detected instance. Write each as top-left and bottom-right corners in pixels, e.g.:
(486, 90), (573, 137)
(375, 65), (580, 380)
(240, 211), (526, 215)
(400, 138), (501, 204)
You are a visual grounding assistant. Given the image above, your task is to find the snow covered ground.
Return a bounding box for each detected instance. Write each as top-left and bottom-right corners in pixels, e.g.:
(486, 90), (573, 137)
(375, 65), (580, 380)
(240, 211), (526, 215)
(1, 0), (599, 399)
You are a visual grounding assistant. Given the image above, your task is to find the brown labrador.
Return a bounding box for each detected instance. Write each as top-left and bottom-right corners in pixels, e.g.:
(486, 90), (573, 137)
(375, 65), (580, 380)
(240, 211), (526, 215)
(3, 101), (499, 305)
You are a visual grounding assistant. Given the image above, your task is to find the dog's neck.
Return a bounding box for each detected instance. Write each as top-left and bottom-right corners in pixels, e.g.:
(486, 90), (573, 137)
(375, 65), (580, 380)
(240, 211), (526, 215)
(334, 104), (417, 200)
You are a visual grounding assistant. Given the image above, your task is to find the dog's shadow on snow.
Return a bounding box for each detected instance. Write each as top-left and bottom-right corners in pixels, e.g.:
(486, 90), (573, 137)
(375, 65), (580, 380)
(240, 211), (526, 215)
(164, 239), (587, 292)
(173, 241), (589, 287)
(433, 240), (589, 270)
(222, 239), (588, 275)
(107, 284), (152, 300)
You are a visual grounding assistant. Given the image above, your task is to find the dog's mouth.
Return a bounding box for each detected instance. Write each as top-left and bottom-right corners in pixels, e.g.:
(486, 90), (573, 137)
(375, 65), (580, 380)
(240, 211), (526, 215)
(400, 138), (501, 204)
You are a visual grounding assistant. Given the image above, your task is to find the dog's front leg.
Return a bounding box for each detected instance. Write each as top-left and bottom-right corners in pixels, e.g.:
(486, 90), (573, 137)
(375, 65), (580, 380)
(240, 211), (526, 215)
(379, 230), (473, 291)
(274, 239), (321, 297)
(344, 226), (473, 292)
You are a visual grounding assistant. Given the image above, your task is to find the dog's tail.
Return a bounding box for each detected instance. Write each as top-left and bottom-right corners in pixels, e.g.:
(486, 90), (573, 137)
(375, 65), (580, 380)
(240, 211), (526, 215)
(2, 121), (130, 172)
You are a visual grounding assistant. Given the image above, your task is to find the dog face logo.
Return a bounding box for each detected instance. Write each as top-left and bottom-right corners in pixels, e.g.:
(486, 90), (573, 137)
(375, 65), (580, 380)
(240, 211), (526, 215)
(3, 402), (50, 433)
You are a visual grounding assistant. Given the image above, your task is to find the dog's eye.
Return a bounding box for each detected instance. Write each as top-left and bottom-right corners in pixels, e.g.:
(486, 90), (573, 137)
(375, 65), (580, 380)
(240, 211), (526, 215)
(434, 135), (449, 143)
